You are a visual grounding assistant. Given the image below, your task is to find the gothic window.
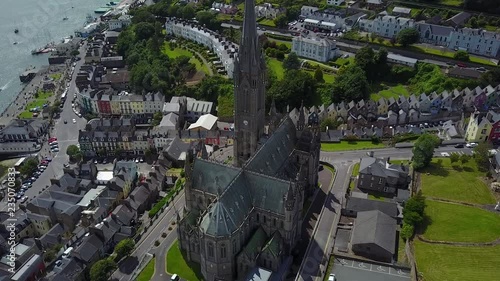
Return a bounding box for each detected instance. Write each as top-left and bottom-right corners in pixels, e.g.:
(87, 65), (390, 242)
(208, 243), (214, 258)
(281, 221), (284, 228)
(221, 244), (227, 259)
(263, 215), (267, 223)
(256, 213), (260, 222)
(273, 218), (276, 226)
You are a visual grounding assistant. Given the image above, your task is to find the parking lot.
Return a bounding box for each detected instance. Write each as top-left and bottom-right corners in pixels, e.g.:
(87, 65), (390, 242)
(331, 258), (410, 281)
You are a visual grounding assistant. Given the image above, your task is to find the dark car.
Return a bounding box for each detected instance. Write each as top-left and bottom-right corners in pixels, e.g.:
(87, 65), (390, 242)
(455, 144), (464, 148)
(64, 120), (67, 124)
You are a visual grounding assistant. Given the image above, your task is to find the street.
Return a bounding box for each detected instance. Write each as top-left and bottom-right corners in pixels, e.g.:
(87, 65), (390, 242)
(111, 192), (186, 281)
(0, 42), (88, 212)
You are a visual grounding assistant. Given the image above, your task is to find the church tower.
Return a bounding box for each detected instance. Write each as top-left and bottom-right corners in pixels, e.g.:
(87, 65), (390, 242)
(233, 0), (267, 167)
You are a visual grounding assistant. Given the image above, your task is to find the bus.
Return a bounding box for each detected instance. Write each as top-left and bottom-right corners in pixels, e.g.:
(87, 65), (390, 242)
(14, 157), (26, 169)
(61, 90), (67, 102)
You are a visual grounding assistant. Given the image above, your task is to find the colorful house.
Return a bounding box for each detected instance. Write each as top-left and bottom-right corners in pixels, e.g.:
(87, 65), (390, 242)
(465, 111), (500, 142)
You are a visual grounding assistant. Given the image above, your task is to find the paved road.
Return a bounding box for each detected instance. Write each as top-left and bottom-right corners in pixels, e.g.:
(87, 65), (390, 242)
(296, 145), (473, 281)
(111, 192), (186, 281)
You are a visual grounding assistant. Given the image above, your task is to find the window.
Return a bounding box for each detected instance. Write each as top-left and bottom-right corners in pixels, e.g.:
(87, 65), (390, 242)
(378, 178), (383, 184)
(264, 215), (267, 223)
(208, 243), (214, 258)
(256, 213), (260, 222)
(220, 244), (227, 259)
(384, 186), (389, 192)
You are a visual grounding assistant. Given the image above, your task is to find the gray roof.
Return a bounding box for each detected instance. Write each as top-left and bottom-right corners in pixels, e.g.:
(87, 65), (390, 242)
(345, 197), (399, 217)
(447, 12), (471, 26)
(359, 156), (407, 179)
(74, 234), (103, 263)
(196, 117), (299, 237)
(417, 23), (453, 36)
(351, 210), (396, 255)
(164, 137), (190, 160)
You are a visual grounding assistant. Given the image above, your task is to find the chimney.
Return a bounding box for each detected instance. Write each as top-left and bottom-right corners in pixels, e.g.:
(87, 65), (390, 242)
(369, 151), (374, 157)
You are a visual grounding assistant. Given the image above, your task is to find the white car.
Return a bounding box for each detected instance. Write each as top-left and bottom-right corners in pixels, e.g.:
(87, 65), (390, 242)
(466, 142), (478, 148)
(20, 196), (28, 203)
(328, 274), (336, 281)
(72, 119), (76, 124)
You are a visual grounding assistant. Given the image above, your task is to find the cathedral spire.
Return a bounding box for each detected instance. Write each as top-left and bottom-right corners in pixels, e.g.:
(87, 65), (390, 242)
(298, 100), (305, 130)
(240, 0), (259, 72)
(269, 98), (277, 116)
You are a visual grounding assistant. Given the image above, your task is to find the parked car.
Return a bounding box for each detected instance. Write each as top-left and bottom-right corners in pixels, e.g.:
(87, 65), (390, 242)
(466, 142), (478, 148)
(51, 148), (59, 152)
(20, 196), (28, 203)
(328, 274), (336, 281)
(72, 119), (76, 124)
(454, 144), (464, 148)
(64, 120), (68, 124)
(63, 164), (70, 168)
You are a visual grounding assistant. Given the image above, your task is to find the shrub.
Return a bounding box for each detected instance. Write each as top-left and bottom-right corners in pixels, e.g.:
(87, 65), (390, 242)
(401, 223), (415, 241)
(162, 233), (167, 238)
(154, 240), (160, 247)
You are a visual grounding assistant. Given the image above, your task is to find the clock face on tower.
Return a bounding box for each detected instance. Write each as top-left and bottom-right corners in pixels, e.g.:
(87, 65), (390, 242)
(243, 120), (248, 126)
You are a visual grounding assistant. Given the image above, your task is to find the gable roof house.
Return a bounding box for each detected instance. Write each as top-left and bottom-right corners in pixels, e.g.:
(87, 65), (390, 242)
(356, 152), (411, 194)
(351, 210), (397, 263)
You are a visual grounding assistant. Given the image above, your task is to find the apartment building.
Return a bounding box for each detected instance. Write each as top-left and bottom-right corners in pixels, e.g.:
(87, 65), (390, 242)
(292, 36), (338, 62)
(78, 89), (164, 116)
(359, 13), (415, 38)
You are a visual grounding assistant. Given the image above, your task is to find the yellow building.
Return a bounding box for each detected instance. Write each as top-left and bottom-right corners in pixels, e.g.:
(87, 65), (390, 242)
(465, 111), (500, 142)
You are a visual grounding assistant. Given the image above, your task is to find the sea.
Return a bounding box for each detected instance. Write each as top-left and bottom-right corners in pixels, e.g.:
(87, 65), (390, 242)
(0, 0), (111, 113)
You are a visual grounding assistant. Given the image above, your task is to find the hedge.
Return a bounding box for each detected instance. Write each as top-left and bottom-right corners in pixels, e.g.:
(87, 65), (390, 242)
(148, 178), (185, 218)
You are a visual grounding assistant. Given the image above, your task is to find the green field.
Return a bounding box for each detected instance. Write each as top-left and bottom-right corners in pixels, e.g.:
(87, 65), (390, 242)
(410, 45), (495, 66)
(267, 58), (285, 79)
(321, 141), (385, 152)
(136, 258), (155, 281)
(333, 56), (354, 66)
(420, 158), (496, 204)
(166, 240), (202, 281)
(49, 73), (62, 81)
(370, 84), (410, 101)
(414, 241), (500, 281)
(258, 18), (276, 27)
(423, 200), (500, 242)
(268, 38), (292, 49)
(163, 46), (210, 74)
(349, 163), (360, 190)
(304, 70), (335, 83)
(438, 0), (463, 7)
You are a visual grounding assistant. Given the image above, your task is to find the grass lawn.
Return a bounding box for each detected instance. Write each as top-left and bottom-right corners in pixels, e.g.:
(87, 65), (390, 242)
(414, 240), (500, 281)
(321, 141), (385, 152)
(422, 200), (500, 242)
(397, 236), (408, 265)
(349, 163), (360, 190)
(166, 168), (183, 177)
(268, 38), (292, 49)
(19, 111), (35, 118)
(49, 73), (62, 80)
(36, 91), (53, 99)
(267, 58), (285, 80)
(438, 0), (463, 6)
(258, 18), (276, 27)
(166, 240), (202, 281)
(370, 84), (410, 101)
(304, 70), (335, 84)
(333, 56), (354, 66)
(136, 257), (155, 281)
(420, 158), (495, 204)
(163, 46), (209, 74)
(410, 45), (495, 66)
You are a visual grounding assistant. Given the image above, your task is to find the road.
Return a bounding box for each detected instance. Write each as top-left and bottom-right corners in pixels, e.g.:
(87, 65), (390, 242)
(111, 192), (186, 281)
(296, 145), (473, 281)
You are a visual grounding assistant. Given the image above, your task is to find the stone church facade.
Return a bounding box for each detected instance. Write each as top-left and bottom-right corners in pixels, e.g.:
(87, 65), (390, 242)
(176, 0), (321, 280)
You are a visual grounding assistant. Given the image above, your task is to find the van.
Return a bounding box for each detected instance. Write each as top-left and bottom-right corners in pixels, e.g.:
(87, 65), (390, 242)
(170, 274), (179, 281)
(62, 247), (73, 258)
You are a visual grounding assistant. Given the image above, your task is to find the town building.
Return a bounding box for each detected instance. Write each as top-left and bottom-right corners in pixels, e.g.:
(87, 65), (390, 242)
(392, 7), (411, 17)
(255, 3), (285, 19)
(359, 13), (415, 38)
(211, 2), (238, 14)
(165, 19), (237, 77)
(465, 111), (500, 142)
(387, 53), (418, 67)
(448, 28), (500, 58)
(357, 152), (411, 194)
(327, 0), (345, 6)
(292, 36), (338, 62)
(177, 1), (321, 280)
(0, 119), (48, 157)
(107, 14), (132, 31)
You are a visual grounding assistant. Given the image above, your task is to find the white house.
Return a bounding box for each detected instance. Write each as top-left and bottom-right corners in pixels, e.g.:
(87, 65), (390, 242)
(448, 28), (500, 58)
(359, 13), (415, 38)
(416, 23), (454, 46)
(255, 3), (284, 19)
(327, 0), (345, 6)
(292, 36), (338, 62)
(143, 92), (165, 114)
(107, 14), (132, 31)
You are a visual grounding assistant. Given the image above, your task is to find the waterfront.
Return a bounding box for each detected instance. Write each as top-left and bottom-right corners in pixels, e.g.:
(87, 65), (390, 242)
(0, 0), (109, 113)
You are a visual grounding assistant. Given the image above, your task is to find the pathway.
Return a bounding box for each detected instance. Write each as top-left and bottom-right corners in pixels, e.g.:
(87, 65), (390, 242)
(416, 235), (500, 246)
(191, 48), (213, 76)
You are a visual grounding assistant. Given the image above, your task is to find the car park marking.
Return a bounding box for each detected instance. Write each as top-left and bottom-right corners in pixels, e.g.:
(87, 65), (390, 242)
(334, 259), (411, 279)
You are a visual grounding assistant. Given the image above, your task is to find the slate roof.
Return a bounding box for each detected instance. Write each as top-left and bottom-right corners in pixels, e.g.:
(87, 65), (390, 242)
(74, 234), (103, 263)
(351, 210), (397, 255)
(359, 156), (408, 179)
(345, 197), (399, 217)
(261, 231), (282, 258)
(417, 23), (454, 36)
(164, 137), (190, 160)
(241, 227), (267, 259)
(195, 117), (300, 237)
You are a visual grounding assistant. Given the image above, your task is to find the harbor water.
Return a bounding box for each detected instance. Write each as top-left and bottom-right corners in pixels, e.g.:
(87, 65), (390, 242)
(0, 0), (110, 113)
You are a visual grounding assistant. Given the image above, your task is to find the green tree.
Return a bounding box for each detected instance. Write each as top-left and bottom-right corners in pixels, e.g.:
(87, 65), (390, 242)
(151, 111), (163, 126)
(453, 50), (470, 61)
(397, 28), (420, 47)
(66, 145), (82, 162)
(90, 258), (117, 281)
(282, 52), (301, 70)
(267, 70), (317, 109)
(479, 68), (500, 87)
(449, 152), (460, 164)
(134, 22), (155, 41)
(460, 153), (470, 165)
(19, 158), (38, 176)
(331, 65), (369, 102)
(412, 134), (439, 170)
(180, 4), (196, 19)
(473, 142), (492, 171)
(320, 118), (341, 131)
(314, 68), (324, 82)
(114, 238), (135, 261)
(401, 223), (415, 241)
(196, 11), (221, 31)
(274, 14), (288, 28)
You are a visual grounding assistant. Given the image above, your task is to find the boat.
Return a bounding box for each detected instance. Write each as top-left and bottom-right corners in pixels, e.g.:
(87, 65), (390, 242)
(31, 48), (44, 55)
(63, 17), (68, 21)
(14, 29), (19, 34)
(13, 42), (18, 45)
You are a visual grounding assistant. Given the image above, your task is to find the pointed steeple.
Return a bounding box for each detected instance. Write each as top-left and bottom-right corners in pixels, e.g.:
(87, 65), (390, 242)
(239, 0), (260, 72)
(269, 98), (277, 116)
(285, 182), (295, 211)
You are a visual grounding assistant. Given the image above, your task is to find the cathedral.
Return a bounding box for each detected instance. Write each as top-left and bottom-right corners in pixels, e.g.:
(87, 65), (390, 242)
(176, 0), (321, 280)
